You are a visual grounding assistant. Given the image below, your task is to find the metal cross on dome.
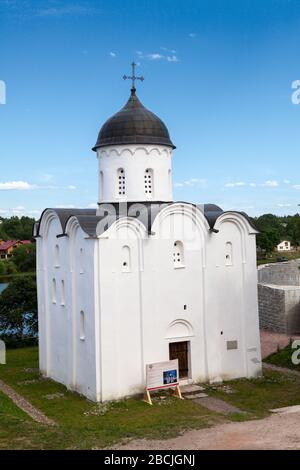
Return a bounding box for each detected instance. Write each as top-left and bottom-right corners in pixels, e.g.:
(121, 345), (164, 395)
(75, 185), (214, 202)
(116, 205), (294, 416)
(123, 62), (144, 91)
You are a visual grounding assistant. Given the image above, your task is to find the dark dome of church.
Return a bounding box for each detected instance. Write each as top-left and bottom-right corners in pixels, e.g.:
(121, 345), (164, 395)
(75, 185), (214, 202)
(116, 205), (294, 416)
(92, 88), (175, 151)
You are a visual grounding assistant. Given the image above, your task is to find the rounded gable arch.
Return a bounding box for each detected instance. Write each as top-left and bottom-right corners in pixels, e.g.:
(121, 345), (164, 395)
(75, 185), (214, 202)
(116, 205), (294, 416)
(165, 319), (194, 339)
(38, 209), (63, 239)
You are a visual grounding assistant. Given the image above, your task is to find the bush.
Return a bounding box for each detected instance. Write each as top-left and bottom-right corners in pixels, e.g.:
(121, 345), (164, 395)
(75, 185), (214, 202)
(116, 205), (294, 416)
(0, 260), (17, 276)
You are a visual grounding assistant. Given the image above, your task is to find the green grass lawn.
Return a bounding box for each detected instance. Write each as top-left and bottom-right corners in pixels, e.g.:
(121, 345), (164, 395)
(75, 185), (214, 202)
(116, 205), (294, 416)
(264, 342), (300, 371)
(0, 347), (221, 449)
(206, 369), (300, 420)
(1, 347), (300, 449)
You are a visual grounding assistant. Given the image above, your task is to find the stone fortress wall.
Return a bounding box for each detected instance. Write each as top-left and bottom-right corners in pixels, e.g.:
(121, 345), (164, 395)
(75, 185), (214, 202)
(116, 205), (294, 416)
(258, 260), (300, 334)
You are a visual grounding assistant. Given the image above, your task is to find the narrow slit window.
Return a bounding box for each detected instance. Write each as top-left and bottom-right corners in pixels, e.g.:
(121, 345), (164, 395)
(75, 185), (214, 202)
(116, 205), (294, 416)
(117, 168), (126, 196)
(225, 242), (233, 266)
(122, 245), (131, 272)
(54, 244), (60, 267)
(79, 248), (84, 274)
(52, 278), (57, 304)
(61, 280), (65, 306)
(80, 311), (85, 340)
(173, 241), (184, 268)
(168, 169), (172, 193)
(99, 171), (104, 200)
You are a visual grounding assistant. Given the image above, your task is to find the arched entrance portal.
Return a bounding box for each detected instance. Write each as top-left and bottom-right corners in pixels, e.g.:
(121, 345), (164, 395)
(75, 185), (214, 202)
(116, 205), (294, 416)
(166, 320), (193, 380)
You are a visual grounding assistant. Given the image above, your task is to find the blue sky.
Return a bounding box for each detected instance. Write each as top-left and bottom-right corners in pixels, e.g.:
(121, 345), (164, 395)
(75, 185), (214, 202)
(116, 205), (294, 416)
(1, 0), (300, 219)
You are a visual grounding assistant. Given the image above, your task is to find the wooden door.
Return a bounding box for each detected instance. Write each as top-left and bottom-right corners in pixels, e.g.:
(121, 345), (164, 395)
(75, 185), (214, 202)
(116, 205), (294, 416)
(169, 341), (189, 378)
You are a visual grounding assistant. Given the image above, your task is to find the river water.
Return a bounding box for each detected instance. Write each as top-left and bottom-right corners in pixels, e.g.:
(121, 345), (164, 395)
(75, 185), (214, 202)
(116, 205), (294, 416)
(0, 283), (8, 295)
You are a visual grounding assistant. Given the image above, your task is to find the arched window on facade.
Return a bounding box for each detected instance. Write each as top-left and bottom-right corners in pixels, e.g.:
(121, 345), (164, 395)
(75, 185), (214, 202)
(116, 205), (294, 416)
(122, 245), (131, 272)
(173, 241), (184, 268)
(52, 278), (57, 304)
(54, 244), (60, 268)
(117, 168), (126, 196)
(80, 311), (85, 340)
(144, 168), (153, 197)
(61, 280), (65, 306)
(225, 242), (233, 266)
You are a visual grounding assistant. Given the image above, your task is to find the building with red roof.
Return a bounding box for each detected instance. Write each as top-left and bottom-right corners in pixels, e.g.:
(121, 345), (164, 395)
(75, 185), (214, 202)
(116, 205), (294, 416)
(0, 240), (32, 259)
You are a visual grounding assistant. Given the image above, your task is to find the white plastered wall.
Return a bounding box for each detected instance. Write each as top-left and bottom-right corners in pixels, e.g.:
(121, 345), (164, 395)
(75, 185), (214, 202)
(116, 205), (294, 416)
(97, 145), (173, 203)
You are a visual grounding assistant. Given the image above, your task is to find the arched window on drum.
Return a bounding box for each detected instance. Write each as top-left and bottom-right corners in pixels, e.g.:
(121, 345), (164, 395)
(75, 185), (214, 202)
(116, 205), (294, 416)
(117, 168), (126, 196)
(173, 241), (185, 268)
(144, 168), (153, 198)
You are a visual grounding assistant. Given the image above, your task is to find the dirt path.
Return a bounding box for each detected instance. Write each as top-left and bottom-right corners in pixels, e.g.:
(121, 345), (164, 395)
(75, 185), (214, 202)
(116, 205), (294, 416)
(0, 379), (56, 426)
(114, 411), (300, 450)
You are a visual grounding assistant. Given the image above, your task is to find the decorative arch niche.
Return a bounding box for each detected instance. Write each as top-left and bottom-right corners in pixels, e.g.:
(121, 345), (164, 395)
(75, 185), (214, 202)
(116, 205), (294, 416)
(165, 320), (194, 339)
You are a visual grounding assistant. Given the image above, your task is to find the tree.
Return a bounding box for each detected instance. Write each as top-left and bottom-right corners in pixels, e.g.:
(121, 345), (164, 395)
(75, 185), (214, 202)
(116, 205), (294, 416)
(0, 260), (17, 276)
(12, 243), (36, 272)
(0, 216), (35, 241)
(254, 214), (283, 253)
(256, 229), (281, 254)
(0, 276), (37, 346)
(286, 215), (300, 246)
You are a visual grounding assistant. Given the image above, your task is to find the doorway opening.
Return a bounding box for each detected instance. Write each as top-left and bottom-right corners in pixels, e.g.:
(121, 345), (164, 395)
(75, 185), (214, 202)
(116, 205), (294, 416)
(169, 341), (190, 379)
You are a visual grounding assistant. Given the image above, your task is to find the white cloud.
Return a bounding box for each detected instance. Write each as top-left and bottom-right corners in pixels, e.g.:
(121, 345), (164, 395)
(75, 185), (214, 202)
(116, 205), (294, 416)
(160, 47), (177, 53)
(175, 178), (207, 188)
(283, 179), (291, 184)
(293, 184), (300, 189)
(12, 206), (26, 216)
(0, 181), (37, 190)
(146, 53), (164, 60)
(166, 55), (179, 62)
(262, 180), (279, 187)
(137, 51), (179, 63)
(249, 183), (256, 187)
(88, 203), (98, 209)
(225, 182), (245, 188)
(277, 203), (292, 207)
(189, 33), (196, 38)
(8, 206), (41, 217)
(109, 52), (116, 58)
(0, 180), (78, 191)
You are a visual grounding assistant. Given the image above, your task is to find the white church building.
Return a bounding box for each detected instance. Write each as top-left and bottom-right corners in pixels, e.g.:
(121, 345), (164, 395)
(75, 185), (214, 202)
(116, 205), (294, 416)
(34, 70), (262, 402)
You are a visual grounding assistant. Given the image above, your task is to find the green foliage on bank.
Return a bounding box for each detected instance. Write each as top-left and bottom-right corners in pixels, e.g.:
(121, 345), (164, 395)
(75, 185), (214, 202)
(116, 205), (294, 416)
(0, 276), (38, 348)
(252, 213), (300, 253)
(0, 216), (35, 241)
(264, 341), (300, 371)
